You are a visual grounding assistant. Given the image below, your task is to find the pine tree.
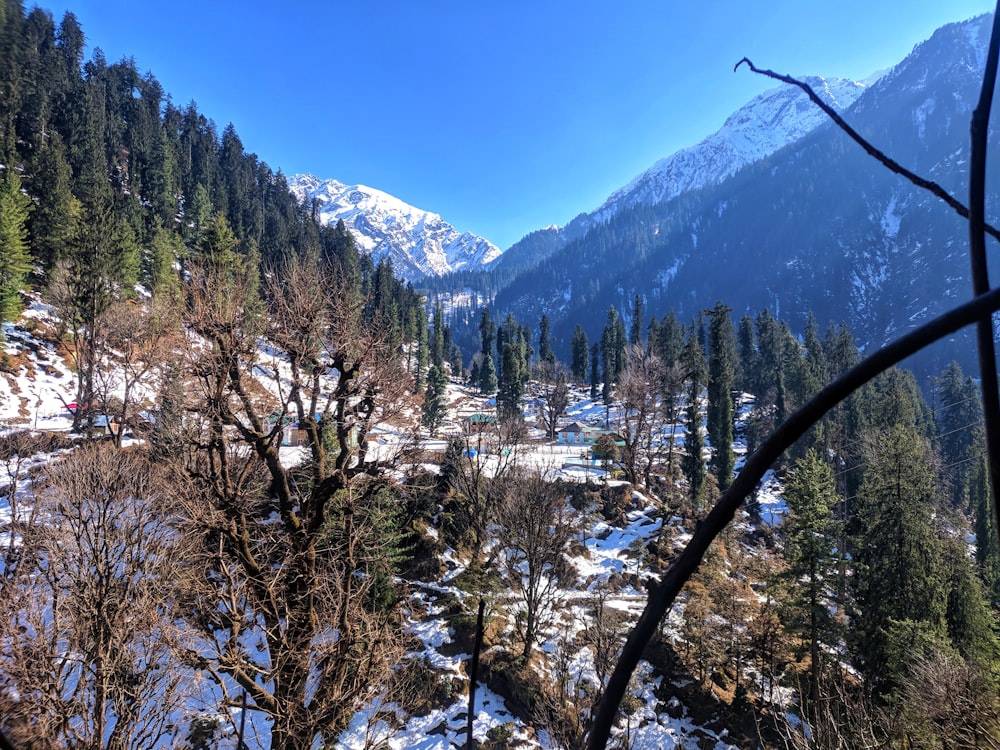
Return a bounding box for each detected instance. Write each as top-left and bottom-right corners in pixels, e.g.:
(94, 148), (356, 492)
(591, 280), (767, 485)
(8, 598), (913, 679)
(571, 324), (589, 382)
(682, 329), (707, 504)
(629, 293), (643, 347)
(538, 314), (555, 365)
(431, 299), (445, 368)
(934, 361), (983, 512)
(28, 132), (79, 275)
(422, 363), (448, 436)
(145, 220), (181, 297)
(654, 311), (684, 367)
(479, 306), (496, 357)
(852, 424), (948, 697)
(479, 352), (497, 395)
(498, 340), (525, 423)
(781, 450), (841, 710)
(0, 166), (32, 322)
(972, 457), (1000, 604)
(590, 343), (600, 400)
(413, 305), (428, 393)
(706, 302), (737, 489)
(940, 532), (999, 668)
(736, 314), (756, 394)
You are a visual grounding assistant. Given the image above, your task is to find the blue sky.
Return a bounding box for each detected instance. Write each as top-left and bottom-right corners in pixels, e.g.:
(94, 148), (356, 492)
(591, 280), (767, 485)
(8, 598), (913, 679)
(38, 1), (996, 249)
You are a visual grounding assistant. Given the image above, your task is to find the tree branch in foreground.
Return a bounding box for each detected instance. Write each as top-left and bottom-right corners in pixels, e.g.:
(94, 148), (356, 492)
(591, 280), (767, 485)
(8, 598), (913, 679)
(586, 283), (1000, 749)
(967, 1), (1000, 568)
(733, 57), (1000, 243)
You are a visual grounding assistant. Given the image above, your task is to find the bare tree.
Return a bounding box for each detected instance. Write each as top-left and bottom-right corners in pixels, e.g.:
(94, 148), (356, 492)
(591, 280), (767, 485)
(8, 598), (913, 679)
(0, 444), (189, 749)
(614, 343), (670, 489)
(534, 360), (572, 440)
(495, 469), (574, 660)
(92, 295), (180, 447)
(445, 413), (526, 566)
(171, 252), (414, 749)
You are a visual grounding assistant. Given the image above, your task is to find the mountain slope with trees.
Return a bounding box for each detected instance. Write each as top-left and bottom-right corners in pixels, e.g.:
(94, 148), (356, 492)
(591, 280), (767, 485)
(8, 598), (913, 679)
(439, 14), (996, 383)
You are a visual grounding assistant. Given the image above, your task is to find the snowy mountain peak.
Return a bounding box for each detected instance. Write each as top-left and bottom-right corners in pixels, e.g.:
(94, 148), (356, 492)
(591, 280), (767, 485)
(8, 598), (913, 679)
(288, 174), (501, 282)
(590, 75), (873, 223)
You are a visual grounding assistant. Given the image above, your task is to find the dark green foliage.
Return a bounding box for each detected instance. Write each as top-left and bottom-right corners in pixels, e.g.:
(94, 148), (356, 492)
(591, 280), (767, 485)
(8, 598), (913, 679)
(735, 314), (756, 394)
(431, 299), (445, 368)
(26, 131), (78, 272)
(781, 450), (842, 707)
(600, 306), (626, 390)
(940, 533), (1000, 668)
(681, 328), (706, 503)
(570, 324), (588, 381)
(629, 293), (643, 346)
(934, 361), (984, 512)
(589, 342), (600, 400)
(0, 165), (31, 321)
(498, 340), (525, 422)
(479, 352), (497, 395)
(320, 480), (405, 616)
(537, 313), (555, 365)
(972, 457), (1000, 604)
(479, 306), (495, 356)
(422, 363), (448, 436)
(652, 310), (684, 367)
(706, 302), (737, 489)
(851, 425), (947, 697)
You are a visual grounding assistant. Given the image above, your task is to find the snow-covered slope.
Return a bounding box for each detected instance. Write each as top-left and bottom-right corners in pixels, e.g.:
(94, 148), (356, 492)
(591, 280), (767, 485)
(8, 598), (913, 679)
(592, 76), (872, 223)
(288, 175), (501, 281)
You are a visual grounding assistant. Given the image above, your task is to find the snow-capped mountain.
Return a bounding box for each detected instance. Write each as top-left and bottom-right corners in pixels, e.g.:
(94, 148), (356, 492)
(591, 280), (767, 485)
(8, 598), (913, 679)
(590, 75), (873, 223)
(288, 174), (501, 281)
(493, 75), (873, 275)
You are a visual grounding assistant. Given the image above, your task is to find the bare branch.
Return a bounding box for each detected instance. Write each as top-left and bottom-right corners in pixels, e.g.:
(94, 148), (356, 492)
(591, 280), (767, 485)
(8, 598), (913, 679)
(734, 57), (1000, 243)
(968, 3), (1000, 554)
(586, 282), (1000, 749)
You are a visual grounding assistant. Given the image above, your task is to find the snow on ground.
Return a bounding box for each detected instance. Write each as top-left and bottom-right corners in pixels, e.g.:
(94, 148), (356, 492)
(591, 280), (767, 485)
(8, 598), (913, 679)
(0, 309), (785, 748)
(755, 470), (787, 526)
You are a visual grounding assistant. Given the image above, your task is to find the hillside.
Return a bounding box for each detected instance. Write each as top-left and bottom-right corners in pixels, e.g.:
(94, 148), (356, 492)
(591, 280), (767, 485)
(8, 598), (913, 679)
(442, 14), (995, 382)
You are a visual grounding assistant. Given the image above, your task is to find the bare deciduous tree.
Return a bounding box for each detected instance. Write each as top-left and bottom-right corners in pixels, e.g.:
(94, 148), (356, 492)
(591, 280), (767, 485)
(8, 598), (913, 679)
(92, 295), (180, 447)
(0, 444), (188, 749)
(496, 469), (574, 660)
(534, 361), (572, 440)
(171, 253), (414, 749)
(614, 343), (671, 489)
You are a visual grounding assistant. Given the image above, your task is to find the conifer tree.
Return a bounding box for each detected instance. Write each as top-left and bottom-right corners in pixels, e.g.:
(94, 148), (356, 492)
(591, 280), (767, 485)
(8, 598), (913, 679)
(479, 352), (497, 395)
(706, 302), (737, 489)
(654, 311), (684, 367)
(537, 313), (555, 365)
(736, 314), (757, 394)
(431, 299), (445, 368)
(422, 363), (449, 436)
(0, 166), (32, 322)
(571, 324), (589, 382)
(781, 450), (841, 710)
(629, 293), (643, 347)
(682, 329), (706, 503)
(28, 132), (79, 274)
(934, 361), (983, 512)
(413, 304), (428, 393)
(479, 306), (496, 357)
(498, 339), (526, 423)
(590, 343), (600, 400)
(852, 424), (948, 697)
